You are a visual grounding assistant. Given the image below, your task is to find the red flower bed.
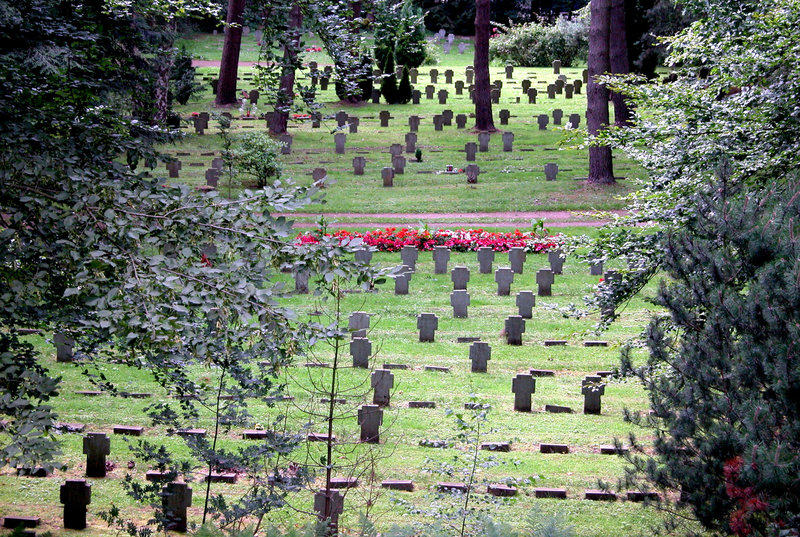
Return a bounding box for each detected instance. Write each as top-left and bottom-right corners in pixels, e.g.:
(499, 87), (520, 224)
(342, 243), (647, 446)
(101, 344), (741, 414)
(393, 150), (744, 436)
(296, 227), (562, 253)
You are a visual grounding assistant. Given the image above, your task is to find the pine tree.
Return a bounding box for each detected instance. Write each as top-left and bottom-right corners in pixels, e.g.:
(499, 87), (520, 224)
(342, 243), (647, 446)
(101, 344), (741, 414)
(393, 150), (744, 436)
(622, 179), (800, 535)
(396, 66), (412, 104)
(380, 52), (398, 104)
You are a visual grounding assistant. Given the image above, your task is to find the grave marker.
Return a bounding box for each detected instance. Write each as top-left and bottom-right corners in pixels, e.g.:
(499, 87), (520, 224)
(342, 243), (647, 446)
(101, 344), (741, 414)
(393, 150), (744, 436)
(590, 260), (603, 276)
(349, 117), (360, 133)
(553, 109), (563, 125)
(392, 155), (406, 175)
(505, 315), (525, 345)
(455, 80), (464, 95)
(381, 167), (394, 187)
(279, 134), (292, 155)
(465, 164), (480, 183)
(400, 245), (418, 270)
(83, 432), (110, 478)
(516, 291), (535, 318)
(564, 84), (574, 99)
(450, 290), (470, 318)
(335, 110), (348, 127)
(350, 337), (371, 368)
(429, 69), (439, 83)
(379, 110), (391, 127)
(465, 142), (477, 161)
(469, 341), (491, 372)
(60, 479), (91, 530)
(54, 332), (74, 363)
(358, 404), (383, 443)
(433, 246), (450, 274)
(553, 59), (561, 74)
(509, 247), (526, 274)
(502, 131), (514, 152)
(528, 88), (538, 104)
(417, 313), (439, 342)
(568, 113), (581, 128)
(536, 269), (555, 296)
(425, 85), (435, 99)
(163, 482), (192, 532)
(405, 132), (417, 153)
(166, 159), (182, 178)
(537, 114), (549, 130)
(409, 68), (418, 83)
(544, 162), (559, 181)
(547, 84), (556, 99)
(451, 266), (470, 290)
(498, 109), (510, 125)
(548, 249), (565, 274)
(334, 133), (346, 154)
(314, 489), (344, 536)
(394, 265), (412, 295)
(348, 311), (370, 338)
(442, 109), (453, 125)
(438, 89), (448, 104)
(408, 115), (420, 131)
(478, 132), (490, 152)
(456, 114), (467, 128)
(294, 269), (309, 294)
(433, 115), (444, 131)
(352, 156), (366, 175)
(477, 247), (494, 273)
(582, 375), (606, 414)
(371, 369), (394, 406)
(512, 373), (535, 411)
(466, 66), (474, 84)
(495, 267), (514, 295)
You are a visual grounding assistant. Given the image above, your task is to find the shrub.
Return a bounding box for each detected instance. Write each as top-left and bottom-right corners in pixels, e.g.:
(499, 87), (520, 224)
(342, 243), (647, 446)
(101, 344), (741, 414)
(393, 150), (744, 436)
(396, 66), (412, 104)
(231, 132), (282, 188)
(374, 0), (427, 69)
(489, 16), (588, 67)
(380, 54), (398, 104)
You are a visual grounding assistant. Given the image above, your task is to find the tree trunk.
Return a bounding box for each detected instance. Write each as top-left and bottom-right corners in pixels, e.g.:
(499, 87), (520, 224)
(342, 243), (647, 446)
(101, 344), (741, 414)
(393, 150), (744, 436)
(473, 0), (495, 132)
(587, 0), (615, 184)
(609, 0), (632, 126)
(215, 0), (246, 106)
(153, 34), (176, 124)
(269, 2), (302, 135)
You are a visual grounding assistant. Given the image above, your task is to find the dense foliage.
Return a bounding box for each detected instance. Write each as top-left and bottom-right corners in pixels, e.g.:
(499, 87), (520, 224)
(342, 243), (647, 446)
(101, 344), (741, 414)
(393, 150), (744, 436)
(374, 0), (427, 70)
(622, 179), (800, 536)
(489, 14), (588, 67)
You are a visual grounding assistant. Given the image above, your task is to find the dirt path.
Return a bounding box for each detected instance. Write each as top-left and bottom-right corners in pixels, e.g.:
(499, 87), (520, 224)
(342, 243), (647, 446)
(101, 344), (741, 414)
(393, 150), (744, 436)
(280, 210), (626, 229)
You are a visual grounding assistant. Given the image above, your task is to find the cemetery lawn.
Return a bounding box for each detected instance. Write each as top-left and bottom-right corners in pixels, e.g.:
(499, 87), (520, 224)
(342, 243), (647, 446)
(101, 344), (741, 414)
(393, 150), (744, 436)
(0, 250), (691, 536)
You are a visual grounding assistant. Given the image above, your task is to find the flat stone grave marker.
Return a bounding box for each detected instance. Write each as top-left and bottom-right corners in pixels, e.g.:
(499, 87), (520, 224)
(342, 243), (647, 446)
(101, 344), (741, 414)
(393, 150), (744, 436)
(417, 312), (438, 342)
(469, 341), (491, 372)
(516, 291), (535, 318)
(358, 404), (383, 443)
(2, 516), (39, 529)
(457, 336), (481, 343)
(512, 373), (535, 411)
(438, 482), (469, 493)
(600, 445), (629, 455)
(451, 266), (470, 289)
(433, 246), (450, 274)
(481, 441), (510, 452)
(350, 337), (371, 368)
(585, 490), (617, 501)
(113, 425), (144, 436)
(548, 248), (565, 274)
(530, 369), (556, 377)
(383, 480), (414, 491)
(348, 311), (370, 338)
(585, 340), (609, 347)
(545, 404), (573, 414)
(505, 315), (525, 345)
(536, 488), (567, 499)
(162, 482), (192, 532)
(509, 247), (526, 273)
(536, 269), (555, 296)
(329, 477), (359, 488)
(451, 290), (470, 318)
(408, 401), (436, 408)
(477, 247), (494, 273)
(83, 432), (110, 478)
(307, 432), (336, 442)
(502, 131), (514, 151)
(544, 162), (559, 181)
(424, 365), (450, 372)
(488, 484), (517, 497)
(495, 267), (514, 295)
(61, 479), (91, 530)
(582, 375), (606, 414)
(383, 363), (409, 370)
(176, 428), (207, 437)
(544, 340), (567, 346)
(627, 491), (660, 502)
(540, 443), (569, 454)
(465, 142), (477, 161)
(382, 167), (394, 187)
(371, 369), (394, 406)
(205, 472), (237, 483)
(405, 132), (417, 153)
(242, 430), (269, 440)
(478, 131), (490, 152)
(538, 114), (549, 130)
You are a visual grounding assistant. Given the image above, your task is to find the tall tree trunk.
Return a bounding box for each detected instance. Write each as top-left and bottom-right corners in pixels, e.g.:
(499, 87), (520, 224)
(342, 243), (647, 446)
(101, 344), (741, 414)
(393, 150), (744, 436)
(609, 0), (631, 126)
(269, 2), (302, 135)
(215, 0), (246, 106)
(473, 0), (495, 132)
(587, 0), (615, 184)
(153, 24), (176, 125)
